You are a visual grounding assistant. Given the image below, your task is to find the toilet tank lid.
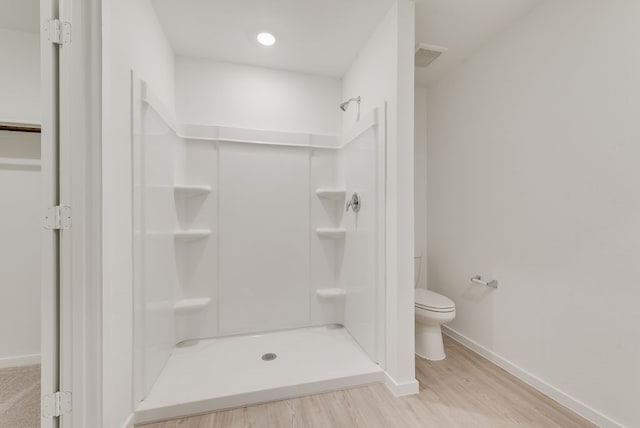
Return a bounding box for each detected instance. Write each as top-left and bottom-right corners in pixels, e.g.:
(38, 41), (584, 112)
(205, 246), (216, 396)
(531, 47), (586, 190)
(415, 288), (455, 310)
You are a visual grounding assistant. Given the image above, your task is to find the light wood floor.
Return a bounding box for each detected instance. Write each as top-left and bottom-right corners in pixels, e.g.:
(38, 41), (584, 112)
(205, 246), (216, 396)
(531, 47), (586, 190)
(0, 364), (40, 428)
(138, 336), (595, 428)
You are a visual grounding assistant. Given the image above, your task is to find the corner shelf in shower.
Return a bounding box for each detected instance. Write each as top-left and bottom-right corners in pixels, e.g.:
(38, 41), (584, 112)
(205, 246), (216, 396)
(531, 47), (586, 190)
(316, 288), (346, 299)
(316, 228), (346, 240)
(174, 184), (212, 198)
(315, 189), (346, 200)
(174, 229), (211, 242)
(174, 297), (212, 314)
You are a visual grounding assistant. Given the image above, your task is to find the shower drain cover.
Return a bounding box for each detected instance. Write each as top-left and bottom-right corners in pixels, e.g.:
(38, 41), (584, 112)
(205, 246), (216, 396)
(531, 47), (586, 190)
(261, 353), (277, 361)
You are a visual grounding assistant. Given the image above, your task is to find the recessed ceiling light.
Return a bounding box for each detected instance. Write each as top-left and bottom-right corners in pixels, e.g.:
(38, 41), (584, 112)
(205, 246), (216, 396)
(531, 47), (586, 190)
(257, 32), (276, 47)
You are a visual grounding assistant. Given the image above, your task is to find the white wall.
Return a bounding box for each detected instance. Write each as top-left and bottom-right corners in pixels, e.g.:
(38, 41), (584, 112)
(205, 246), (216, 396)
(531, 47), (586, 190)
(0, 29), (39, 124)
(176, 57), (342, 135)
(101, 0), (175, 425)
(0, 25), (40, 369)
(414, 87), (427, 289)
(342, 0), (417, 393)
(0, 131), (40, 367)
(426, 1), (640, 426)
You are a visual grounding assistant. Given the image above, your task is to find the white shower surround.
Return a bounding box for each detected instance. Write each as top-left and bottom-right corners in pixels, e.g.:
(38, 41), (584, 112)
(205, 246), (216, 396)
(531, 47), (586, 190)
(134, 325), (382, 424)
(132, 78), (387, 417)
(101, 3), (417, 423)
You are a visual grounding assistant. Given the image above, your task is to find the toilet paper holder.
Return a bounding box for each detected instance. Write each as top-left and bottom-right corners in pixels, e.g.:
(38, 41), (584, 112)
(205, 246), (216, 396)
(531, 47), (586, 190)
(471, 275), (498, 288)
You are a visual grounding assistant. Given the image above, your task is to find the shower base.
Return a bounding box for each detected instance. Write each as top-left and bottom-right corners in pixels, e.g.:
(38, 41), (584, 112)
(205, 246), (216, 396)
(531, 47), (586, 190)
(134, 325), (383, 424)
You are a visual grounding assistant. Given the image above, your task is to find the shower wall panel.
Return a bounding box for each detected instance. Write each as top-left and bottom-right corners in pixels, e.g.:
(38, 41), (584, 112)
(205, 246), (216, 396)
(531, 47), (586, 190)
(309, 150), (344, 325)
(337, 109), (386, 363)
(218, 144), (311, 335)
(133, 102), (178, 401)
(173, 139), (219, 343)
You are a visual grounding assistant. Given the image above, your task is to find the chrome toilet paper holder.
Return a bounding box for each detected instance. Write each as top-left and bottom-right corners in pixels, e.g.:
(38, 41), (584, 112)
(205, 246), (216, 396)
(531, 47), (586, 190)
(471, 275), (498, 288)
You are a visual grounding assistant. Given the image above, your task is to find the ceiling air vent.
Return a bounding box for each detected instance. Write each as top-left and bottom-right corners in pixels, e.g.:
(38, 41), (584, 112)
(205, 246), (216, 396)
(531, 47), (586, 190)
(415, 43), (447, 68)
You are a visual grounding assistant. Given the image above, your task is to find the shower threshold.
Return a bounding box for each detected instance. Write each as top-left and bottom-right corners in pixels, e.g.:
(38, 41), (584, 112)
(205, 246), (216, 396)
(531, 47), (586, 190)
(134, 325), (383, 424)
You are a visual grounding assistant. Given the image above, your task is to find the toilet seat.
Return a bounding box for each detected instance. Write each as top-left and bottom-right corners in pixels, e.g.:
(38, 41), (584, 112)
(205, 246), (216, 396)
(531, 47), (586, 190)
(415, 288), (455, 313)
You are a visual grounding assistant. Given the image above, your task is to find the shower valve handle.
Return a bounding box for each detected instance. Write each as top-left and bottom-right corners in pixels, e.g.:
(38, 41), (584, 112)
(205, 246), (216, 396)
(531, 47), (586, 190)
(346, 193), (361, 213)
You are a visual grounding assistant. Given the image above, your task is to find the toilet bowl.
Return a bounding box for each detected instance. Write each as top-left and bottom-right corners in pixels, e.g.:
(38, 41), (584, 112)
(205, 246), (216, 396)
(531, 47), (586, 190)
(415, 288), (455, 361)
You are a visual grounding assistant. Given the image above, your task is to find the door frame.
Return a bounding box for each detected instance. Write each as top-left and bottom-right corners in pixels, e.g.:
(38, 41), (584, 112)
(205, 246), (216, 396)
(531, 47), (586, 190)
(39, 0), (61, 426)
(40, 0), (103, 426)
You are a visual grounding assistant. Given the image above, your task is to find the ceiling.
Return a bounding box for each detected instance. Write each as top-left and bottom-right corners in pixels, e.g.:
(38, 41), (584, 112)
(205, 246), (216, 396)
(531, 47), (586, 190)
(0, 0), (39, 33)
(0, 0), (543, 83)
(151, 0), (396, 77)
(415, 0), (542, 86)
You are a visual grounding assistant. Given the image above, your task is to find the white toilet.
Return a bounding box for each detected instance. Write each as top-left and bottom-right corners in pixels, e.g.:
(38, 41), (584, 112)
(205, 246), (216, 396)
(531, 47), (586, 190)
(415, 288), (456, 361)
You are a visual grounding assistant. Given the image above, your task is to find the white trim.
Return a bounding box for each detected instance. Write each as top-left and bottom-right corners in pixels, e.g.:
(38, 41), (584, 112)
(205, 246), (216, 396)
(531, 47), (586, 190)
(139, 78), (378, 151)
(56, 0), (104, 426)
(383, 371), (419, 396)
(0, 354), (41, 369)
(442, 326), (625, 428)
(141, 79), (338, 148)
(180, 124), (341, 149)
(375, 104), (388, 369)
(131, 72), (146, 406)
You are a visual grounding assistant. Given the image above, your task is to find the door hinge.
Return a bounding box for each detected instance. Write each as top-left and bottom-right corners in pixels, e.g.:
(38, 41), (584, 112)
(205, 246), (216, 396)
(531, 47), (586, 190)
(42, 391), (72, 418)
(46, 19), (72, 45)
(44, 205), (72, 230)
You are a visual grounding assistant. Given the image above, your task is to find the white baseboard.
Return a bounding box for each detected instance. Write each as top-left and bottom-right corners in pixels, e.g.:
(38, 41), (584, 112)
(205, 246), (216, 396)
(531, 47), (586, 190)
(442, 326), (624, 428)
(383, 371), (419, 397)
(0, 353), (40, 369)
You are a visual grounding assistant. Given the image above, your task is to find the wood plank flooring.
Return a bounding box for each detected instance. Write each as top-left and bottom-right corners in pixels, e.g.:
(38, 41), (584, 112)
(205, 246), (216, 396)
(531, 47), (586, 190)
(138, 336), (595, 428)
(0, 364), (40, 428)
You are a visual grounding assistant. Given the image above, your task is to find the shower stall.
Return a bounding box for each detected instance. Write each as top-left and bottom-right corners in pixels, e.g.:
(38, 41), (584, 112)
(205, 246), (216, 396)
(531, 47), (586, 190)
(132, 77), (387, 422)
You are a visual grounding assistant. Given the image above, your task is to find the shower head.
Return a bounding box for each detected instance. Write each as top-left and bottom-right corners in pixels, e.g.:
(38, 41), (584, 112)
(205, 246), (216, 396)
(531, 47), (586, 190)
(339, 96), (361, 112)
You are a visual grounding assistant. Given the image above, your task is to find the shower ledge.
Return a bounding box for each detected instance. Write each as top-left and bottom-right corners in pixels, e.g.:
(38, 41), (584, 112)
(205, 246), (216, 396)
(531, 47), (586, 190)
(315, 189), (346, 200)
(174, 229), (211, 242)
(316, 228), (346, 239)
(174, 297), (212, 314)
(174, 184), (211, 198)
(316, 288), (346, 299)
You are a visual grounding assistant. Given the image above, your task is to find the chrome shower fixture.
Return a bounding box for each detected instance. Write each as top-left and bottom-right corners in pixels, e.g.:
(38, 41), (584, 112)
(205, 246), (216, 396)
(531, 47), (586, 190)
(346, 192), (361, 213)
(339, 96), (361, 112)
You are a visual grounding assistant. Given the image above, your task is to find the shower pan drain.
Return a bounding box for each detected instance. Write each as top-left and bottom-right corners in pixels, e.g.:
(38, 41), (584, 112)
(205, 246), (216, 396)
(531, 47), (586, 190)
(261, 353), (277, 361)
